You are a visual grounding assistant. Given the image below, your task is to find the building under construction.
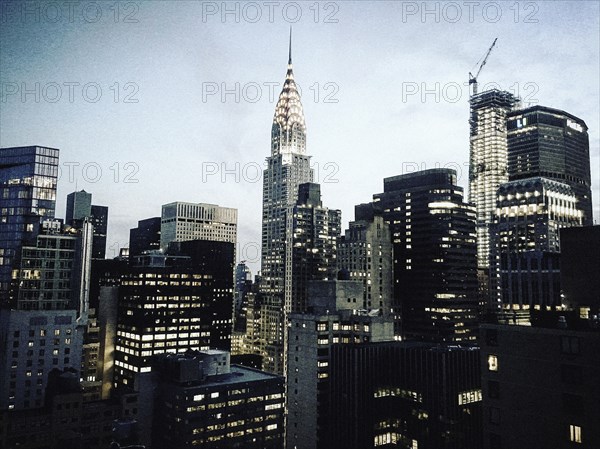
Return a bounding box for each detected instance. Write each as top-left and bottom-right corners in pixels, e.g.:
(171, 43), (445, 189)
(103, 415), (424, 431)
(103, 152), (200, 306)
(468, 90), (520, 283)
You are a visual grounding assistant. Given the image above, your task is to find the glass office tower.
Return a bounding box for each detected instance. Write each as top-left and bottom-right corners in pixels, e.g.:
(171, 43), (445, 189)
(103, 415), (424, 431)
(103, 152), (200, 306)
(0, 146), (59, 303)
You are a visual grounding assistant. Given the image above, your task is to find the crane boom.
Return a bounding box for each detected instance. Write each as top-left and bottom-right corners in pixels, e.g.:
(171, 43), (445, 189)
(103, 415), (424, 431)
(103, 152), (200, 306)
(469, 38), (498, 96)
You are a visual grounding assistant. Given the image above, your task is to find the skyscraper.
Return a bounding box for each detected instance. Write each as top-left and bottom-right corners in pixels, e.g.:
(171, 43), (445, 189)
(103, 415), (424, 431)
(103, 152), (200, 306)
(259, 33), (314, 373)
(373, 169), (479, 343)
(490, 178), (582, 311)
(129, 216), (162, 257)
(286, 279), (394, 449)
(65, 190), (108, 259)
(338, 204), (394, 315)
(114, 241), (234, 391)
(0, 146), (59, 303)
(0, 218), (93, 410)
(468, 90), (520, 275)
(507, 105), (593, 225)
(90, 205), (108, 259)
(160, 202), (237, 250)
(285, 182), (340, 314)
(65, 190), (92, 226)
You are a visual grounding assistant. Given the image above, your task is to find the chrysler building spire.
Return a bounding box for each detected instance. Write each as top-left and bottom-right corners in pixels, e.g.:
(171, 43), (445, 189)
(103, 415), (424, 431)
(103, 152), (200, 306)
(272, 27), (306, 157)
(288, 26), (292, 64)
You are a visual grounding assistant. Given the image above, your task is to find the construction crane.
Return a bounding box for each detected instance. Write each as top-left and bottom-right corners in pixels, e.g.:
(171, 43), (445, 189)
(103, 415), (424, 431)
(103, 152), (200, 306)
(469, 38), (498, 96)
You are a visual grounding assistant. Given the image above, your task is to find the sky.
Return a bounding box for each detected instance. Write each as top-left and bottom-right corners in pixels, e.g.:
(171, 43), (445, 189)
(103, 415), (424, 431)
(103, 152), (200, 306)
(1, 1), (599, 274)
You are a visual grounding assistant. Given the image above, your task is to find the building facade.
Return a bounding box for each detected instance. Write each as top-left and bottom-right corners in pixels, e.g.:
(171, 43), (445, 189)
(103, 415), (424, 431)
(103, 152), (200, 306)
(490, 177), (582, 310)
(0, 146), (59, 303)
(286, 279), (394, 449)
(372, 169), (479, 343)
(481, 316), (600, 449)
(66, 191), (108, 259)
(328, 342), (482, 449)
(160, 202), (237, 249)
(338, 204), (393, 315)
(285, 182), (340, 315)
(507, 105), (592, 225)
(114, 241), (234, 391)
(129, 216), (162, 257)
(151, 350), (285, 449)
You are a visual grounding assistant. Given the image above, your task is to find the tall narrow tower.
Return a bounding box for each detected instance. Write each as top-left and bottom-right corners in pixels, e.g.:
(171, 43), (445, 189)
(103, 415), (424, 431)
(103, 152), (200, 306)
(468, 90), (519, 284)
(259, 31), (314, 373)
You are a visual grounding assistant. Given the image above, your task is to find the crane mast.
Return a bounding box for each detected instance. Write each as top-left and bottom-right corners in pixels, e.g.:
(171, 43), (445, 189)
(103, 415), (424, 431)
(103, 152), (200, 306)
(469, 38), (498, 96)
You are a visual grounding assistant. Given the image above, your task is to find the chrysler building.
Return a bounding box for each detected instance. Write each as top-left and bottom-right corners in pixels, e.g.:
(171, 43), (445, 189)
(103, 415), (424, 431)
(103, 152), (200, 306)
(259, 31), (314, 373)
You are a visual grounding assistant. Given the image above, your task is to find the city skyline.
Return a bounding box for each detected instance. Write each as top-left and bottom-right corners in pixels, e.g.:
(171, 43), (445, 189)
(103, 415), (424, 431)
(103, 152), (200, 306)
(1, 2), (598, 275)
(2, 3), (599, 447)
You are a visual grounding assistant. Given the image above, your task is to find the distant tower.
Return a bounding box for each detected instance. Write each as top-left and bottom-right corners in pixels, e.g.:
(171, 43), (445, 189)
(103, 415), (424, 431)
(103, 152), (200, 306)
(66, 190), (92, 226)
(258, 31), (314, 374)
(0, 146), (59, 303)
(285, 182), (340, 314)
(506, 105), (593, 225)
(338, 204), (393, 315)
(374, 169), (479, 343)
(468, 90), (520, 293)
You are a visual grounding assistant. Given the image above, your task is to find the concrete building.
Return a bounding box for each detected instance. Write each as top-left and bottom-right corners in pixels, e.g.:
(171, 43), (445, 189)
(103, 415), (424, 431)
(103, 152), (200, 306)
(285, 182), (340, 315)
(89, 205), (108, 259)
(286, 279), (394, 449)
(338, 203), (393, 315)
(66, 191), (109, 259)
(0, 219), (92, 410)
(65, 190), (92, 226)
(560, 226), (600, 314)
(150, 350), (284, 449)
(160, 202), (237, 249)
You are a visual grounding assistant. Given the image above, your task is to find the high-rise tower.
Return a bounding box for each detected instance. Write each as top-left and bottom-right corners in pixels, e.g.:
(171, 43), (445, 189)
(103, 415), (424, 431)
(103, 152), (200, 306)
(259, 32), (314, 373)
(506, 105), (593, 225)
(0, 146), (59, 303)
(469, 90), (520, 273)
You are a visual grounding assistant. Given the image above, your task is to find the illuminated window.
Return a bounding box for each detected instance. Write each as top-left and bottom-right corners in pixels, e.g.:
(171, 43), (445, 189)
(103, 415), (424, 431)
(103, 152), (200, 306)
(569, 425), (582, 443)
(488, 355), (498, 372)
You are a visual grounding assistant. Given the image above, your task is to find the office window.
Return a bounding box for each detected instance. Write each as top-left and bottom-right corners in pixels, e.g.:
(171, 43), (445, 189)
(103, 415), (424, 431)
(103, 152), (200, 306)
(488, 355), (498, 372)
(569, 425), (582, 443)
